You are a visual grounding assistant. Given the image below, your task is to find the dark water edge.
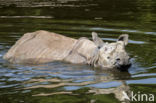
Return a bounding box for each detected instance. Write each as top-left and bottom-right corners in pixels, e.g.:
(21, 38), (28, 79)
(0, 0), (156, 103)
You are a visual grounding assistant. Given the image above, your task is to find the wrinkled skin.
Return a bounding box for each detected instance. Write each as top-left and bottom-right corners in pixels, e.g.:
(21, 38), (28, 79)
(90, 32), (131, 71)
(3, 30), (131, 71)
(97, 42), (131, 70)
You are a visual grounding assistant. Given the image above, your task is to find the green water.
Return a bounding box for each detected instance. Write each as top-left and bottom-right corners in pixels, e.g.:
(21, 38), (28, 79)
(0, 0), (156, 103)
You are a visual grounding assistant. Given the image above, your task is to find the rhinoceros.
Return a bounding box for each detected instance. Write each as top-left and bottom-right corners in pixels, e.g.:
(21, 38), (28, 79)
(3, 30), (131, 71)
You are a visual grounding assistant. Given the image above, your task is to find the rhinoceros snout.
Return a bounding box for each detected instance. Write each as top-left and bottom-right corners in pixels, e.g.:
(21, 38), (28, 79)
(115, 61), (131, 71)
(114, 56), (131, 71)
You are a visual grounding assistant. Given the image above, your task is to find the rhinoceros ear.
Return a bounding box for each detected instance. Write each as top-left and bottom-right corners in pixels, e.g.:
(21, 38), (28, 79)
(117, 34), (129, 46)
(92, 32), (104, 49)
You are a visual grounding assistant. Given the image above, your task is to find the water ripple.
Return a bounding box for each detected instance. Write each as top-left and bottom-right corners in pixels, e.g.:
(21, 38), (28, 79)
(127, 78), (156, 84)
(0, 16), (53, 19)
(90, 27), (156, 36)
(102, 38), (146, 44)
(132, 73), (156, 78)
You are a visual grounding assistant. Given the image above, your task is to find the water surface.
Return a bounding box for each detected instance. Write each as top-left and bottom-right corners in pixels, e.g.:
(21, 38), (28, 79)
(0, 0), (156, 103)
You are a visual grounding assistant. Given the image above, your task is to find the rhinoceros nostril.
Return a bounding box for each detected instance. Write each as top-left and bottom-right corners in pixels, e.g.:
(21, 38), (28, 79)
(116, 58), (120, 61)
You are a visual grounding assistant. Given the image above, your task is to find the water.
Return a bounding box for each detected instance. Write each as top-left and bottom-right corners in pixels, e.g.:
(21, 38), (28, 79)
(0, 0), (156, 103)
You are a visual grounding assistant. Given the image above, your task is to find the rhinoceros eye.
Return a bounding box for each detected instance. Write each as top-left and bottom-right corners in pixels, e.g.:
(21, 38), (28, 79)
(107, 56), (110, 59)
(98, 46), (101, 49)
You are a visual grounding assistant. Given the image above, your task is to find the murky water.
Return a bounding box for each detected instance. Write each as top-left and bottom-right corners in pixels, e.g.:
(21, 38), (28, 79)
(0, 0), (156, 103)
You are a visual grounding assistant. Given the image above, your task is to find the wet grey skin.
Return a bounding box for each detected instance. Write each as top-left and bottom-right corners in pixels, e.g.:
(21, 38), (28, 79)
(3, 30), (131, 71)
(91, 32), (131, 71)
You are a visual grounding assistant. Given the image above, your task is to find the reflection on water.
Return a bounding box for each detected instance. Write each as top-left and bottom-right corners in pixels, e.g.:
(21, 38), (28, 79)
(0, 16), (53, 19)
(0, 62), (132, 102)
(0, 0), (156, 103)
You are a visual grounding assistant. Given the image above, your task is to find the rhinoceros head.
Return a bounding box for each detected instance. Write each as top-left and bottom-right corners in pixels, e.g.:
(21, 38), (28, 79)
(92, 32), (131, 71)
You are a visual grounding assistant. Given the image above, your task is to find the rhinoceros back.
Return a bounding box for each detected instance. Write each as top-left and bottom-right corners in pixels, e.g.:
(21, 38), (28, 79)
(3, 30), (77, 64)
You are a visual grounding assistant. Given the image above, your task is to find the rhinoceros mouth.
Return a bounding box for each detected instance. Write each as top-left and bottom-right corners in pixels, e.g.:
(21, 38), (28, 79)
(115, 63), (131, 71)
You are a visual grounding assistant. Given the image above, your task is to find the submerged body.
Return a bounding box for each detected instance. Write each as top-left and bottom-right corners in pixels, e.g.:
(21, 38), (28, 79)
(3, 30), (131, 70)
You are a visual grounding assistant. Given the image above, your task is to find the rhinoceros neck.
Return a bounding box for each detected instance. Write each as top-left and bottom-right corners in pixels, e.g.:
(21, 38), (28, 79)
(64, 37), (99, 65)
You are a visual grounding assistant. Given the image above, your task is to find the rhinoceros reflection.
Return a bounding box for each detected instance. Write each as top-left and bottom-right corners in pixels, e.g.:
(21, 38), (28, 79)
(23, 66), (131, 103)
(88, 69), (131, 103)
(3, 30), (131, 71)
